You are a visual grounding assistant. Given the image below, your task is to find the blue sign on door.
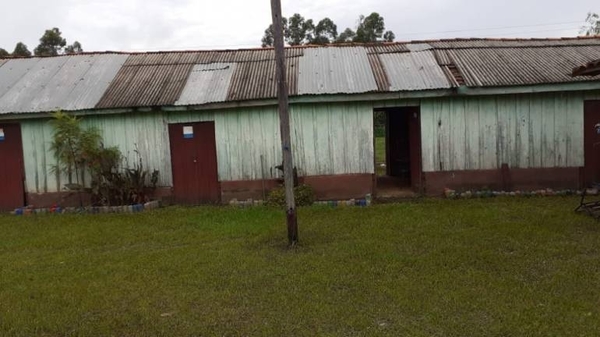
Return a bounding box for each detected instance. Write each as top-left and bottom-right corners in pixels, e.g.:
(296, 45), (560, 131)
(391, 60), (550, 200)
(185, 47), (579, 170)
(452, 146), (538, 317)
(183, 126), (194, 139)
(0, 128), (4, 142)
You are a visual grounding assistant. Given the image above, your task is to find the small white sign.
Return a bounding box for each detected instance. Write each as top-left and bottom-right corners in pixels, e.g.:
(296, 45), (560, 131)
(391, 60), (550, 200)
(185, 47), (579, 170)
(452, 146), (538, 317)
(0, 128), (4, 141)
(183, 126), (194, 139)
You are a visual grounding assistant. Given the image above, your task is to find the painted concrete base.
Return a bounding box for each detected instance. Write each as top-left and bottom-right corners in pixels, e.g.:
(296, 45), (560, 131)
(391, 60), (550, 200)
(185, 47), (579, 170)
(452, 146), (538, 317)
(221, 173), (374, 202)
(423, 166), (582, 196)
(13, 200), (161, 215)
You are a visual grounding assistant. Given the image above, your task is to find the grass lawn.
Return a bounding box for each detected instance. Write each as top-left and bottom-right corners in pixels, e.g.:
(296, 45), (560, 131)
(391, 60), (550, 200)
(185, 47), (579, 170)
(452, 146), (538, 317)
(375, 136), (386, 176)
(2, 197), (600, 336)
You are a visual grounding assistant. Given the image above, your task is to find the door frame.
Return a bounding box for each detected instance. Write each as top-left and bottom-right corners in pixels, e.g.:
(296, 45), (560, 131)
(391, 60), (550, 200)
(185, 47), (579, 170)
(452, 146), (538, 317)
(168, 121), (221, 204)
(584, 100), (600, 186)
(0, 122), (26, 210)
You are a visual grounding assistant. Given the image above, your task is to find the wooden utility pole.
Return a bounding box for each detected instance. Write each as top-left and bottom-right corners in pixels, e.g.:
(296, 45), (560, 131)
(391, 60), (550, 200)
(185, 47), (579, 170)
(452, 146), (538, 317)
(270, 0), (298, 245)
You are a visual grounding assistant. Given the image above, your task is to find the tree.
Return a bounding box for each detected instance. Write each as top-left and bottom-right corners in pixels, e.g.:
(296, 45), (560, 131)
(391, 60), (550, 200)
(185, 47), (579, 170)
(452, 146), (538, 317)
(353, 12), (394, 43)
(310, 18), (338, 45)
(65, 41), (83, 54)
(0, 48), (9, 58)
(286, 13), (314, 46)
(383, 31), (395, 42)
(336, 28), (356, 43)
(12, 42), (31, 57)
(262, 17), (288, 47)
(260, 12), (395, 46)
(34, 27), (67, 56)
(580, 12), (600, 36)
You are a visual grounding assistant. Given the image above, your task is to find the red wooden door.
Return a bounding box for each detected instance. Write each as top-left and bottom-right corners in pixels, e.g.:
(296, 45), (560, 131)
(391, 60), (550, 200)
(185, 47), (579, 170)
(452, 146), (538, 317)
(408, 108), (422, 192)
(584, 101), (600, 185)
(0, 123), (25, 211)
(168, 122), (220, 204)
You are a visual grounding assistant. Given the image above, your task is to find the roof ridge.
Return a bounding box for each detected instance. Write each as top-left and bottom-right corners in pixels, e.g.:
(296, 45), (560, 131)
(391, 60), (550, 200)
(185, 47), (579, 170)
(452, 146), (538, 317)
(2, 36), (600, 60)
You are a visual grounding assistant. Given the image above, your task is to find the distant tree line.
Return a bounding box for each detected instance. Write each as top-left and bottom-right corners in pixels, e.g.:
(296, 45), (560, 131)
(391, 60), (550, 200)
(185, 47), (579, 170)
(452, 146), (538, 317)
(0, 27), (83, 58)
(261, 12), (395, 47)
(581, 12), (600, 36)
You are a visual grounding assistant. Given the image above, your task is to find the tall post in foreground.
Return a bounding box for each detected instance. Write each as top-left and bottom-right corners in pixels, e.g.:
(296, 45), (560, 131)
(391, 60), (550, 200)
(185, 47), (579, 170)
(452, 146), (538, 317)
(270, 0), (298, 245)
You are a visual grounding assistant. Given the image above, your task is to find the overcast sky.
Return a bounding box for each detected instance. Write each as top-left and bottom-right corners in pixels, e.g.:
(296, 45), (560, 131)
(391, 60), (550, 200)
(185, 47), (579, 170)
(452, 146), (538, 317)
(0, 0), (597, 52)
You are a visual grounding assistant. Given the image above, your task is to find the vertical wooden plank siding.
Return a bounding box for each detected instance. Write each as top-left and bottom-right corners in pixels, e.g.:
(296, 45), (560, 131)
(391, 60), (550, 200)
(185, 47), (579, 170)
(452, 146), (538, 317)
(420, 92), (587, 172)
(19, 90), (597, 193)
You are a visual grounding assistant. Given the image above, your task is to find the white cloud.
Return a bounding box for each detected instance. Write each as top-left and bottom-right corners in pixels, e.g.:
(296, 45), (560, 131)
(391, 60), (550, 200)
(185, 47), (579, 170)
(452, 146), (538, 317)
(0, 0), (597, 53)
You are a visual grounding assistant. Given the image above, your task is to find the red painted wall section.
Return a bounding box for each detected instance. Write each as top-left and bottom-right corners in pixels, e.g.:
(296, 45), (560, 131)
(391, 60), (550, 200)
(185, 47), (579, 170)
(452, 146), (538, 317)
(0, 124), (25, 211)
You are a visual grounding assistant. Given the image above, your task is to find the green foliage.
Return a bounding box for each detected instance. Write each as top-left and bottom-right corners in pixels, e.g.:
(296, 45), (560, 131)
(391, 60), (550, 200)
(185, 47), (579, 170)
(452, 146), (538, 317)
(34, 27), (67, 56)
(49, 111), (159, 206)
(267, 184), (315, 207)
(12, 42), (31, 57)
(311, 18), (338, 45)
(286, 13), (314, 46)
(580, 12), (600, 36)
(0, 48), (9, 58)
(262, 12), (395, 46)
(336, 28), (356, 43)
(65, 41), (83, 54)
(261, 18), (287, 47)
(354, 13), (385, 43)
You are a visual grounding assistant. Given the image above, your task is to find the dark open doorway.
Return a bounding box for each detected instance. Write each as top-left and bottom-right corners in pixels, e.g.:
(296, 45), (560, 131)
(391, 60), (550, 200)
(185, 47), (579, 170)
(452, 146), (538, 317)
(374, 107), (422, 198)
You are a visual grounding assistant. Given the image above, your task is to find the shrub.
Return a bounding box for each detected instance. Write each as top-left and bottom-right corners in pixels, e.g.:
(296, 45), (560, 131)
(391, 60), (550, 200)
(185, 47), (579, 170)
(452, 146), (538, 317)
(267, 184), (315, 208)
(50, 111), (159, 206)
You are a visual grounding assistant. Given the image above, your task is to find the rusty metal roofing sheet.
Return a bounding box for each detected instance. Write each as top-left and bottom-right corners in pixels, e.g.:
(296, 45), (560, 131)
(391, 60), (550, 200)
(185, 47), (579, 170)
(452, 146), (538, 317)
(175, 63), (236, 105)
(298, 47), (377, 95)
(428, 38), (600, 49)
(96, 62), (193, 108)
(227, 57), (298, 101)
(367, 54), (390, 91)
(449, 46), (600, 87)
(379, 51), (451, 91)
(366, 44), (409, 54)
(573, 58), (600, 77)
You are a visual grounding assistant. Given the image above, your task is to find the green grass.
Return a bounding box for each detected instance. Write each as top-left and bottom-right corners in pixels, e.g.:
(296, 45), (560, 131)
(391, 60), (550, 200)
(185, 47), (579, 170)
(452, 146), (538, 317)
(375, 136), (386, 176)
(2, 198), (600, 336)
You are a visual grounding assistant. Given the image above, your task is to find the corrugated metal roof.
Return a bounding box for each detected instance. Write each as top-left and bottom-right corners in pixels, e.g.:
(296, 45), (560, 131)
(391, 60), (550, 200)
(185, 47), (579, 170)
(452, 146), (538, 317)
(427, 38), (600, 49)
(298, 47), (378, 95)
(0, 55), (127, 114)
(96, 60), (193, 108)
(380, 51), (452, 91)
(366, 44), (409, 54)
(367, 53), (390, 91)
(449, 46), (600, 87)
(2, 37), (600, 114)
(176, 63), (236, 105)
(406, 43), (433, 52)
(227, 57), (298, 101)
(573, 58), (600, 77)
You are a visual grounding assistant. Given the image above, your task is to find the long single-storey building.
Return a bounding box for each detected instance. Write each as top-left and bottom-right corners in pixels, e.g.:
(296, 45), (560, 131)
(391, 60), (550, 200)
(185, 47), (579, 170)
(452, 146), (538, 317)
(1, 37), (600, 209)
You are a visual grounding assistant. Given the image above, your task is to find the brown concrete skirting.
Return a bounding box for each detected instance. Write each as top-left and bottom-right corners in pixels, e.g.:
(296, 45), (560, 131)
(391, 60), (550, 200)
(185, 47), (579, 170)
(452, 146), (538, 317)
(26, 187), (173, 208)
(221, 179), (280, 203)
(423, 166), (582, 196)
(221, 174), (374, 202)
(302, 174), (373, 200)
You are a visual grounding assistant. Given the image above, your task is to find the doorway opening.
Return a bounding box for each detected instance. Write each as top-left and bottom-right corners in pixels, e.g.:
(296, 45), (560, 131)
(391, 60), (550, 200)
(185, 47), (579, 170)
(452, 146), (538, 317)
(374, 107), (422, 198)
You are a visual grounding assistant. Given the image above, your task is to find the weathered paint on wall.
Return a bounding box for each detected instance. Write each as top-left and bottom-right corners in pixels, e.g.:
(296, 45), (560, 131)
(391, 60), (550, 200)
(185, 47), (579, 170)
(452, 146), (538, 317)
(420, 92), (589, 172)
(20, 90), (600, 194)
(20, 102), (374, 193)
